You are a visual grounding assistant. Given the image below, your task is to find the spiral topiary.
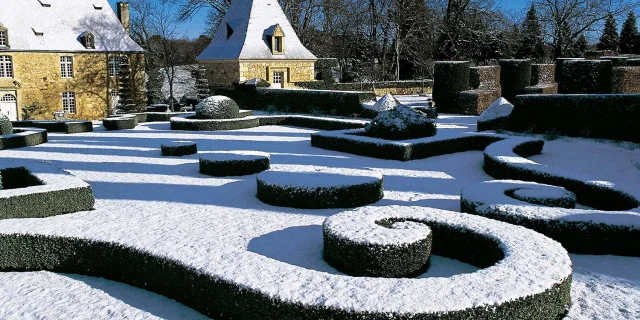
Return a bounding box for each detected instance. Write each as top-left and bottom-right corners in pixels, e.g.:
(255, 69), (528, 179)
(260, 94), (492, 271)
(195, 96), (240, 119)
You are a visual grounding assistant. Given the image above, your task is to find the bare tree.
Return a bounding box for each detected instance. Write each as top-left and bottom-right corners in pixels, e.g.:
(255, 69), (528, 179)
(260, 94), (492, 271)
(534, 0), (640, 57)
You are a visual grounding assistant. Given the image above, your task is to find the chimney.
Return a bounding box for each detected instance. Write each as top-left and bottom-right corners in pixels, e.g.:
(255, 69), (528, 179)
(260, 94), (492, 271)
(116, 2), (130, 35)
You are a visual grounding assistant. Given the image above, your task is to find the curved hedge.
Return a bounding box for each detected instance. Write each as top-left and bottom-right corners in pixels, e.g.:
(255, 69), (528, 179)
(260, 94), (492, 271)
(461, 180), (640, 256)
(12, 120), (93, 134)
(161, 141), (198, 157)
(0, 160), (95, 219)
(103, 116), (138, 130)
(0, 129), (48, 150)
(171, 114), (260, 131)
(199, 151), (270, 177)
(433, 61), (470, 113)
(257, 167), (384, 209)
(323, 206), (572, 318)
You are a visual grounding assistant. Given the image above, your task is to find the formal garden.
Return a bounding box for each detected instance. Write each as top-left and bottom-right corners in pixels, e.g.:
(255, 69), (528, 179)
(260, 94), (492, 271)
(0, 57), (639, 319)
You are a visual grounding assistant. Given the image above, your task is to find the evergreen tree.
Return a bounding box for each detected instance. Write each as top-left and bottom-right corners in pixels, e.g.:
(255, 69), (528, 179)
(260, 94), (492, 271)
(190, 66), (211, 102)
(117, 56), (136, 111)
(619, 12), (638, 54)
(574, 34), (589, 56)
(597, 14), (620, 52)
(516, 4), (546, 61)
(146, 68), (165, 105)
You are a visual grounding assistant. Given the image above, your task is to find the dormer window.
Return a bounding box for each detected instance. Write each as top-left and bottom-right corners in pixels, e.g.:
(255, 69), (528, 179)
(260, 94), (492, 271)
(32, 27), (44, 37)
(0, 25), (8, 49)
(93, 3), (103, 10)
(38, 0), (51, 7)
(80, 31), (96, 49)
(226, 23), (234, 39)
(267, 24), (285, 55)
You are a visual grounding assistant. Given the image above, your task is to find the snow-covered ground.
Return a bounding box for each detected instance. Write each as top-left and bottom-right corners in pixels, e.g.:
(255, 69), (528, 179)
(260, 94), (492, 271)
(0, 115), (638, 319)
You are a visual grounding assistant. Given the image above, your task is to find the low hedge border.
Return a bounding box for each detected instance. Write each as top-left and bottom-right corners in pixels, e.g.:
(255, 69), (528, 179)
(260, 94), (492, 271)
(254, 88), (376, 117)
(171, 114), (260, 131)
(311, 129), (504, 161)
(0, 160), (94, 219)
(103, 116), (138, 130)
(482, 137), (640, 211)
(323, 206), (572, 319)
(324, 219), (433, 277)
(0, 129), (48, 150)
(199, 151), (270, 176)
(257, 115), (367, 130)
(256, 167), (384, 209)
(12, 120), (93, 134)
(461, 180), (640, 256)
(161, 141), (198, 157)
(510, 94), (640, 143)
(136, 112), (191, 122)
(0, 210), (571, 320)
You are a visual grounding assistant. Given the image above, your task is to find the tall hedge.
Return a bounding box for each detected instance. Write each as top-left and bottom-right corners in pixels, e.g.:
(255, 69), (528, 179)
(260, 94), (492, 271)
(433, 61), (471, 113)
(612, 66), (640, 94)
(510, 94), (640, 142)
(557, 60), (612, 94)
(254, 88), (375, 116)
(554, 58), (584, 84)
(499, 59), (532, 102)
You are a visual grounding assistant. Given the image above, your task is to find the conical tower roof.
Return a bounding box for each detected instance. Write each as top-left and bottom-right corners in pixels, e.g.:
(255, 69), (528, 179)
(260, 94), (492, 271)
(197, 0), (316, 60)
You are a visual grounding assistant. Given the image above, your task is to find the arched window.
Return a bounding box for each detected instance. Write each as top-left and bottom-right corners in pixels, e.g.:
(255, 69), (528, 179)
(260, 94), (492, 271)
(1, 94), (16, 102)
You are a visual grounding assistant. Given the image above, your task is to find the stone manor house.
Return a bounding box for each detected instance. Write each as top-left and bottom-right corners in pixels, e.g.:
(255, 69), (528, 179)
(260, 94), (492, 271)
(0, 0), (144, 120)
(197, 0), (317, 88)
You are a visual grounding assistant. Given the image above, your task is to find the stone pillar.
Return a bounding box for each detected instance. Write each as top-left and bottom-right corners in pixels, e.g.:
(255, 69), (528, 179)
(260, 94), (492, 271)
(117, 2), (131, 35)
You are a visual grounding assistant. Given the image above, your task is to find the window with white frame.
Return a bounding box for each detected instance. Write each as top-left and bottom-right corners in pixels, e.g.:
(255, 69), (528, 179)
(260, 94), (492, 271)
(0, 30), (7, 47)
(0, 56), (12, 78)
(60, 56), (73, 78)
(62, 92), (76, 114)
(108, 56), (121, 77)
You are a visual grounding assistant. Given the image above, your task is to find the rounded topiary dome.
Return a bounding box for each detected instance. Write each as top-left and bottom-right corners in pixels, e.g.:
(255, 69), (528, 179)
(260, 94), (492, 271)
(365, 105), (437, 140)
(195, 96), (240, 119)
(0, 114), (13, 135)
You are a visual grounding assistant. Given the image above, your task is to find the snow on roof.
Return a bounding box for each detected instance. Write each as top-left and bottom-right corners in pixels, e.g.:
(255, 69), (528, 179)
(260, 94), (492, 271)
(0, 0), (143, 52)
(197, 0), (316, 61)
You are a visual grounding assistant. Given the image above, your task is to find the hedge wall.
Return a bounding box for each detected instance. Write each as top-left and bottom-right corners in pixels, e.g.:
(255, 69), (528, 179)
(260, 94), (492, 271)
(12, 121), (93, 134)
(499, 59), (532, 102)
(601, 56), (629, 66)
(254, 88), (375, 117)
(557, 60), (613, 94)
(469, 66), (501, 90)
(103, 116), (138, 130)
(257, 116), (366, 130)
(629, 59), (640, 66)
(433, 61), (471, 113)
(294, 80), (433, 95)
(554, 58), (585, 85)
(171, 115), (260, 131)
(612, 66), (640, 94)
(510, 94), (640, 143)
(458, 89), (502, 116)
(0, 160), (95, 219)
(0, 129), (48, 150)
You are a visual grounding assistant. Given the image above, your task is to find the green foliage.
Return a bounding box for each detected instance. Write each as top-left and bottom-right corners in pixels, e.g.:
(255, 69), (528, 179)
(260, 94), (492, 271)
(516, 5), (546, 61)
(190, 66), (211, 101)
(597, 15), (620, 52)
(620, 12), (638, 54)
(574, 35), (589, 56)
(0, 115), (12, 135)
(146, 69), (165, 105)
(254, 89), (374, 116)
(20, 102), (47, 121)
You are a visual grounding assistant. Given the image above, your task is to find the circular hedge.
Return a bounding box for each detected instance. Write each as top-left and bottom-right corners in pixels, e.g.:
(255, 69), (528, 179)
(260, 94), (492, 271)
(195, 96), (240, 119)
(171, 114), (260, 131)
(256, 166), (384, 209)
(161, 141), (198, 157)
(199, 151), (270, 177)
(323, 206), (572, 319)
(461, 180), (640, 256)
(103, 116), (138, 130)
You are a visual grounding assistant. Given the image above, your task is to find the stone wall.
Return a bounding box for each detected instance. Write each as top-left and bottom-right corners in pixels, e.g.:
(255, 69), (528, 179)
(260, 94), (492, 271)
(240, 60), (315, 88)
(0, 52), (145, 120)
(199, 60), (240, 87)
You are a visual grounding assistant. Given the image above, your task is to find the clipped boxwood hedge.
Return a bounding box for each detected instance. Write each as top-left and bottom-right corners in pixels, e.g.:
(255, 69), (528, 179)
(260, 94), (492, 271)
(458, 89), (502, 116)
(554, 58), (584, 86)
(294, 80), (434, 95)
(256, 168), (384, 209)
(612, 66), (640, 94)
(161, 141), (198, 157)
(103, 116), (138, 130)
(254, 88), (375, 117)
(433, 61), (470, 113)
(557, 60), (613, 94)
(0, 129), (48, 150)
(0, 160), (95, 219)
(171, 115), (260, 131)
(137, 112), (191, 122)
(499, 59), (532, 102)
(199, 152), (270, 177)
(510, 94), (640, 143)
(258, 115), (366, 130)
(12, 120), (93, 134)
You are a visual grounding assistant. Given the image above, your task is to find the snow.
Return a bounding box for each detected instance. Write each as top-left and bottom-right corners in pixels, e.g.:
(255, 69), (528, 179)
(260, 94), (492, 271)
(478, 97), (514, 122)
(200, 150), (270, 162)
(0, 0), (143, 52)
(0, 159), (90, 198)
(197, 0), (316, 60)
(365, 93), (401, 112)
(257, 165), (382, 188)
(0, 115), (637, 318)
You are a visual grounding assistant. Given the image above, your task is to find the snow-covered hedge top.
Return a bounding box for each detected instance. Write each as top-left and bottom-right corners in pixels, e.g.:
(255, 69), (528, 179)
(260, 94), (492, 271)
(257, 166), (382, 188)
(364, 93), (401, 112)
(478, 98), (514, 122)
(364, 106), (433, 132)
(200, 151), (270, 162)
(195, 96), (240, 119)
(162, 141), (196, 148)
(171, 113), (259, 123)
(0, 160), (90, 198)
(462, 180), (640, 227)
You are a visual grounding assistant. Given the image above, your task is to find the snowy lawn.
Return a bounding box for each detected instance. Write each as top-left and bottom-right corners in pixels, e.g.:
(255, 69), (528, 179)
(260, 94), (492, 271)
(0, 116), (638, 319)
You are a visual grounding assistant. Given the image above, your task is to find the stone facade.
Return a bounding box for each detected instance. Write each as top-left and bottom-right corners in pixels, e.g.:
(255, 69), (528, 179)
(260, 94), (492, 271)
(0, 52), (145, 120)
(201, 59), (315, 88)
